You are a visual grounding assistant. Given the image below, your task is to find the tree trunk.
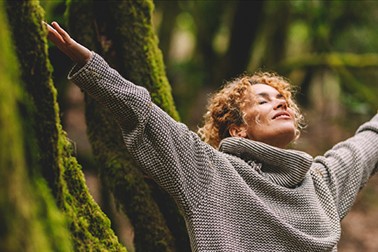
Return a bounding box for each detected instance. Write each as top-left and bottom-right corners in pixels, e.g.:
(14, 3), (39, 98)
(4, 0), (126, 251)
(155, 0), (180, 65)
(262, 1), (291, 69)
(0, 2), (72, 251)
(66, 0), (190, 251)
(217, 0), (264, 84)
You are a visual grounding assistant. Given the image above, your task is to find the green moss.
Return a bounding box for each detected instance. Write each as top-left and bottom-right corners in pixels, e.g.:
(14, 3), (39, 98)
(85, 99), (175, 252)
(103, 1), (191, 250)
(34, 178), (74, 252)
(4, 0), (126, 251)
(5, 0), (60, 193)
(66, 0), (191, 251)
(0, 1), (72, 251)
(58, 136), (126, 251)
(107, 0), (180, 121)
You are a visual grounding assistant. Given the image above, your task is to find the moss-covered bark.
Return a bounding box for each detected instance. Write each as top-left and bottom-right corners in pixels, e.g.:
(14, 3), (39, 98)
(4, 0), (126, 251)
(0, 1), (72, 251)
(66, 0), (191, 251)
(106, 0), (179, 120)
(84, 99), (176, 252)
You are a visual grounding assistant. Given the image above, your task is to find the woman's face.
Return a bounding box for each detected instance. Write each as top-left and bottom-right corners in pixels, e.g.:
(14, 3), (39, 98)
(230, 84), (296, 148)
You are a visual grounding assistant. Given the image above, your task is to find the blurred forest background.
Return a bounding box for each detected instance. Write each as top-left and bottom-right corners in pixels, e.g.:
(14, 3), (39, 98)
(2, 0), (378, 251)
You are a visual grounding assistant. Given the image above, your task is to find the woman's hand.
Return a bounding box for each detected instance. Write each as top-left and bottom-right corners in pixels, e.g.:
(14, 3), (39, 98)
(45, 21), (92, 66)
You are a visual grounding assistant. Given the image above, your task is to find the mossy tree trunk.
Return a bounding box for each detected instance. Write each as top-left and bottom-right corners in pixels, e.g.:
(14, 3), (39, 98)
(3, 0), (126, 251)
(66, 0), (191, 251)
(0, 1), (72, 250)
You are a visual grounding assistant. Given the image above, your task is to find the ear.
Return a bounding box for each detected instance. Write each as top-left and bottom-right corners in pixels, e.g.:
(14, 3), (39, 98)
(228, 125), (247, 138)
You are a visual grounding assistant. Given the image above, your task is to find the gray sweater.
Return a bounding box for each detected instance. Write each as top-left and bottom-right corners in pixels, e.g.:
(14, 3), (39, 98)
(69, 53), (378, 252)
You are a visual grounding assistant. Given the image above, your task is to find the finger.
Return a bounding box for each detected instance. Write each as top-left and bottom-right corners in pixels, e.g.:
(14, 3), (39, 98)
(44, 22), (65, 45)
(51, 21), (72, 43)
(44, 22), (61, 38)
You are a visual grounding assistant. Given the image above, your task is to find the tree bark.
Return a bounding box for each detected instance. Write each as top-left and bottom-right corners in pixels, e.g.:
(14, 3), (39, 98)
(217, 0), (264, 84)
(4, 0), (126, 251)
(0, 2), (72, 251)
(67, 0), (190, 251)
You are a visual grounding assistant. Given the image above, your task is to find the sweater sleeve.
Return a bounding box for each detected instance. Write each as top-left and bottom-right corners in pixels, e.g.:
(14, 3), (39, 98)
(313, 113), (378, 219)
(68, 53), (214, 213)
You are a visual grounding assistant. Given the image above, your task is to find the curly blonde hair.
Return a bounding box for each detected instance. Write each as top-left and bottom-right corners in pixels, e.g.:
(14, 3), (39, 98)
(197, 71), (304, 148)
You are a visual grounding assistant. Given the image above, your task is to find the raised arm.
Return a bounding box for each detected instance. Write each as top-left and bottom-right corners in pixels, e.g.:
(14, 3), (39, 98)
(313, 114), (378, 218)
(45, 21), (92, 66)
(46, 22), (215, 213)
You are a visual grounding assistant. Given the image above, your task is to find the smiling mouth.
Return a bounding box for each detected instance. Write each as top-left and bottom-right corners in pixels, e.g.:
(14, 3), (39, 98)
(272, 112), (291, 119)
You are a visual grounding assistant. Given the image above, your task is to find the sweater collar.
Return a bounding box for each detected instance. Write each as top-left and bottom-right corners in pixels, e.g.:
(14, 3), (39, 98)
(219, 137), (313, 188)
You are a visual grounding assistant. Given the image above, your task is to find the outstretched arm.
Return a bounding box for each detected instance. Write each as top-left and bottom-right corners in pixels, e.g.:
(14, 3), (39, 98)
(313, 114), (378, 219)
(47, 21), (214, 212)
(45, 21), (92, 66)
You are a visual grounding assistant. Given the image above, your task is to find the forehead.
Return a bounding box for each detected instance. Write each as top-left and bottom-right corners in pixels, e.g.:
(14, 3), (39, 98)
(251, 84), (280, 96)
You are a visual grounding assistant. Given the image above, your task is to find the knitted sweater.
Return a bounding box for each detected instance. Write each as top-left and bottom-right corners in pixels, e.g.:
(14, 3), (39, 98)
(69, 53), (378, 252)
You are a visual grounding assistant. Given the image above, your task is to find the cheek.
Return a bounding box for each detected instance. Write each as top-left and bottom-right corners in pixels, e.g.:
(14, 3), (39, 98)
(252, 111), (271, 125)
(244, 110), (260, 126)
(288, 108), (297, 125)
(288, 107), (295, 116)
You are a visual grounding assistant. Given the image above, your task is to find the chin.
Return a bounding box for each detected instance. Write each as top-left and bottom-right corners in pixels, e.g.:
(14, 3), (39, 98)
(270, 128), (296, 148)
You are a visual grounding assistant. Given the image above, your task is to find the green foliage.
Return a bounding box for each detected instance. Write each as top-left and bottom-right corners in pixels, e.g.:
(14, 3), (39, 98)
(160, 0), (378, 125)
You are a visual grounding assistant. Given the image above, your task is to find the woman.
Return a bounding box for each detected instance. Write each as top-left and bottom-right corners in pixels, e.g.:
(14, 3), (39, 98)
(46, 21), (378, 251)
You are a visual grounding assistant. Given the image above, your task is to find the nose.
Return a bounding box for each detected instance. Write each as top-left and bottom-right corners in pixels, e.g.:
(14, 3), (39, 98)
(274, 99), (287, 110)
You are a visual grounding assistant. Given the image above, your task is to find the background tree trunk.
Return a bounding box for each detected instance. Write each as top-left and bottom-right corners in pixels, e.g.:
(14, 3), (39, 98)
(217, 0), (264, 84)
(66, 0), (190, 251)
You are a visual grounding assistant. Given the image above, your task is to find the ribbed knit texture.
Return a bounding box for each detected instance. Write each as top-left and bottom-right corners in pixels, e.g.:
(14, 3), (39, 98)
(69, 53), (378, 252)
